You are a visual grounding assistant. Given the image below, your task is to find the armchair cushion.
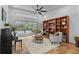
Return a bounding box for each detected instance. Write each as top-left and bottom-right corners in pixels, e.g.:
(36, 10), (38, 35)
(55, 32), (59, 36)
(49, 32), (63, 43)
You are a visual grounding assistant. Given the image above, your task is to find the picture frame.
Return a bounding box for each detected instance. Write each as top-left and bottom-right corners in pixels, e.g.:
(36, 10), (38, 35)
(2, 7), (7, 22)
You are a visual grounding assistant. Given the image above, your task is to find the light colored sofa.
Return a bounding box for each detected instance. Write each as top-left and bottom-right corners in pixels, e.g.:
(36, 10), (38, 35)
(49, 32), (63, 45)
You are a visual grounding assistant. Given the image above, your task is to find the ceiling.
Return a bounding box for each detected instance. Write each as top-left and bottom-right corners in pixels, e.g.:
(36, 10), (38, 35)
(9, 5), (66, 22)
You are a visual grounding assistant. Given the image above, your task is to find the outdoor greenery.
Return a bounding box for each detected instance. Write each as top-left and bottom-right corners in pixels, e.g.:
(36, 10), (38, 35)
(15, 22), (38, 32)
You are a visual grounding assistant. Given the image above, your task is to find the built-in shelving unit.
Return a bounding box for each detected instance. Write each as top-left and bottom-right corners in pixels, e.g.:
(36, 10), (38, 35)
(43, 16), (69, 43)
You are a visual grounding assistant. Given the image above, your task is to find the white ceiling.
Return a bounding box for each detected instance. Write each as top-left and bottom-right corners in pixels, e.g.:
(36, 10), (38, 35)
(9, 5), (66, 22)
(9, 5), (66, 13)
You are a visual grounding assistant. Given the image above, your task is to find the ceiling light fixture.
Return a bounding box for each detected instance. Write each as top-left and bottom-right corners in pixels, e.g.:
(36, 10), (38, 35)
(32, 5), (47, 15)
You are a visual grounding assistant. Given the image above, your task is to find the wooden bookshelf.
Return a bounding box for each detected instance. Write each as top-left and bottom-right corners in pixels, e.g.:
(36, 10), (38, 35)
(43, 16), (69, 43)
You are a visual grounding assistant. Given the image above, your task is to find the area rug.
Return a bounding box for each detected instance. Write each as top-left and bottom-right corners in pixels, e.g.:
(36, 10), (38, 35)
(19, 36), (59, 54)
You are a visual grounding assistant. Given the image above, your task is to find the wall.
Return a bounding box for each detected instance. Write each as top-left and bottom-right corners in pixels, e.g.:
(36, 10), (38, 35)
(43, 5), (79, 44)
(0, 5), (8, 29)
(0, 6), (4, 28)
(8, 7), (16, 26)
(0, 5), (9, 28)
(0, 6), (4, 37)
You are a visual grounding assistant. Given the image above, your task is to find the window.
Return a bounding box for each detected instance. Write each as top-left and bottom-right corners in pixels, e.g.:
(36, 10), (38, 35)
(15, 21), (38, 32)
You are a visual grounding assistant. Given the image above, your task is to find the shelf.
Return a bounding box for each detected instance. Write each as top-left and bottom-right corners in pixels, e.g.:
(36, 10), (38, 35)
(43, 16), (69, 42)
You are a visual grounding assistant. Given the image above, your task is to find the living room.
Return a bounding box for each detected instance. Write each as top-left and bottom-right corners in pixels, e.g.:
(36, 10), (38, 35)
(0, 5), (79, 54)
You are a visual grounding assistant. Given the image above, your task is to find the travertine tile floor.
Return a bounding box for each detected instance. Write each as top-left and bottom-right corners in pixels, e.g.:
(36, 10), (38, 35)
(12, 42), (79, 54)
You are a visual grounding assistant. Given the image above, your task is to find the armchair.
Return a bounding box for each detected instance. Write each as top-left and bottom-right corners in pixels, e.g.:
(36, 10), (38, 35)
(49, 32), (63, 45)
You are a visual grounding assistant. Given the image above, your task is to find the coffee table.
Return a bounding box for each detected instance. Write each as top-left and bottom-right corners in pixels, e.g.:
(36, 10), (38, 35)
(34, 35), (43, 44)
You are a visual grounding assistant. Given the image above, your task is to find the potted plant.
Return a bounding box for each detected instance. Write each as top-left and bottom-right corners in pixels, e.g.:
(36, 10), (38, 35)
(4, 23), (11, 28)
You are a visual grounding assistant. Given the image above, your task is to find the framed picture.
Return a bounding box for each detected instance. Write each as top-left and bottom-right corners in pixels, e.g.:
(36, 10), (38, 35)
(2, 8), (7, 22)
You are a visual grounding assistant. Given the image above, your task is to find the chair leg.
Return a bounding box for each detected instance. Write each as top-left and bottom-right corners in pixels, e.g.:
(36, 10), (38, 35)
(60, 42), (62, 46)
(52, 42), (53, 44)
(21, 41), (22, 52)
(14, 41), (16, 51)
